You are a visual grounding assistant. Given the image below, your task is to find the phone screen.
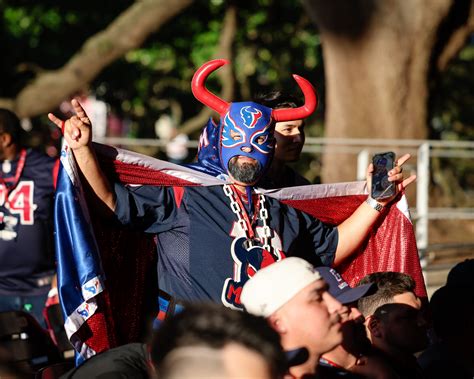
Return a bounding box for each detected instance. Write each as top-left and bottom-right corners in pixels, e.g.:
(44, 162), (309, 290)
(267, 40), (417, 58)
(371, 152), (396, 200)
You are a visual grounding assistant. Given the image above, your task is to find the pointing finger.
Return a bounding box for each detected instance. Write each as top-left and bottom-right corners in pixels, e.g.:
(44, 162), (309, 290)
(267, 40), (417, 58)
(396, 153), (411, 167)
(48, 113), (66, 134)
(48, 113), (63, 128)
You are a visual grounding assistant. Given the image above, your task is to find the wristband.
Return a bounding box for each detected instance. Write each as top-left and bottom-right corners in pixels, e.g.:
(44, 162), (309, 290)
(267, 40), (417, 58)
(366, 197), (384, 212)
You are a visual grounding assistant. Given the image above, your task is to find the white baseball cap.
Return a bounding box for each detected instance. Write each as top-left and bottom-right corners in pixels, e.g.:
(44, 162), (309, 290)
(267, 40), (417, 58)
(241, 257), (322, 317)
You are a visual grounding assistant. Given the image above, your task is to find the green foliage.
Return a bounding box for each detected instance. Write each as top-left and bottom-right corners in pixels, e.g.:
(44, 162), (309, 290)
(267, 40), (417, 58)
(429, 43), (474, 193)
(1, 0), (325, 136)
(0, 0), (470, 159)
(430, 44), (474, 141)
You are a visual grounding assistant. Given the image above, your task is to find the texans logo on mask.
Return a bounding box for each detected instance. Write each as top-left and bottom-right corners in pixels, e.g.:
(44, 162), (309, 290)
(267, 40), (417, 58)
(240, 106), (262, 128)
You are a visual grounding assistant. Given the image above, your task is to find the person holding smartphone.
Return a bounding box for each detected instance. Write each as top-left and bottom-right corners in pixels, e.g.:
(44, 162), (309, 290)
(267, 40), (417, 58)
(48, 60), (416, 317)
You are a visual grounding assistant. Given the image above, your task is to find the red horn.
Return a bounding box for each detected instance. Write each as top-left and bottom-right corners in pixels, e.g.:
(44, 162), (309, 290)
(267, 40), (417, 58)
(191, 59), (230, 115)
(272, 75), (318, 122)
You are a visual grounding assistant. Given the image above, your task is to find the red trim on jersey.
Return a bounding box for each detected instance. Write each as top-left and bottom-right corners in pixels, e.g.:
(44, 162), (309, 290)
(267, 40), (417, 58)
(52, 158), (60, 189)
(0, 149), (27, 205)
(172, 186), (185, 208)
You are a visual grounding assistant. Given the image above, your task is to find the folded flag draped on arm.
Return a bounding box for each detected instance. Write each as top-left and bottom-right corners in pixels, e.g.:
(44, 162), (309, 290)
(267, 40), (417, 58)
(54, 142), (426, 363)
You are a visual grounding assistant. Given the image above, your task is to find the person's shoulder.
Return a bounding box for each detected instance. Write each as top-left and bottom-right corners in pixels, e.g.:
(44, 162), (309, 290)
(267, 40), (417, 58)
(260, 166), (310, 189)
(60, 343), (148, 379)
(284, 166), (310, 186)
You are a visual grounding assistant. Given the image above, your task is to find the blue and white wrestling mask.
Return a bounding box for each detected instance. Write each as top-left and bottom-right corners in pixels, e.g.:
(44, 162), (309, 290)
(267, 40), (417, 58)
(191, 59), (318, 185)
(219, 102), (274, 184)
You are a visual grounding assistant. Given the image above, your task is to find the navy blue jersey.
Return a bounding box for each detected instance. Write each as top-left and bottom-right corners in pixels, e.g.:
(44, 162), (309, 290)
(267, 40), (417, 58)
(0, 149), (57, 295)
(114, 184), (338, 309)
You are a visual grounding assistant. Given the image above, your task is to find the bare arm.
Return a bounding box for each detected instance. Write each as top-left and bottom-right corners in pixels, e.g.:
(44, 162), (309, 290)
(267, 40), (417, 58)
(48, 99), (116, 211)
(334, 154), (416, 266)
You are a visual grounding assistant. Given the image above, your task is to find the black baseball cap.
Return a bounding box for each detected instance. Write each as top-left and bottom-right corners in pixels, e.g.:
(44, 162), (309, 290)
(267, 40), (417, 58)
(317, 266), (374, 305)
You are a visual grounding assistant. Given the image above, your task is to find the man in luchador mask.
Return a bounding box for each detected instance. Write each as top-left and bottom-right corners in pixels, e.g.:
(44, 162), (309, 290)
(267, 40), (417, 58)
(49, 60), (414, 315)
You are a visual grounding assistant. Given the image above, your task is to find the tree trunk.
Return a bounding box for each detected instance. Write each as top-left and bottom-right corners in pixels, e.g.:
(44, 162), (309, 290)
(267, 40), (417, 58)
(303, 0), (470, 182)
(0, 0), (193, 118)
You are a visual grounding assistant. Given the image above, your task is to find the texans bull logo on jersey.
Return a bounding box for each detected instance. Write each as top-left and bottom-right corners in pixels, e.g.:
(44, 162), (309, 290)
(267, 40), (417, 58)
(222, 236), (286, 310)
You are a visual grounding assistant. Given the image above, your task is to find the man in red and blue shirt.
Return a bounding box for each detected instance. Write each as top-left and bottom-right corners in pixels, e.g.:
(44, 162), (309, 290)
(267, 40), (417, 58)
(49, 60), (414, 313)
(0, 109), (57, 325)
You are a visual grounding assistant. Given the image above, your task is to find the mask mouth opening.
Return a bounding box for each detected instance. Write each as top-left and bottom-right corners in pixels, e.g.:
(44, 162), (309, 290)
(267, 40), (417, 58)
(227, 156), (262, 185)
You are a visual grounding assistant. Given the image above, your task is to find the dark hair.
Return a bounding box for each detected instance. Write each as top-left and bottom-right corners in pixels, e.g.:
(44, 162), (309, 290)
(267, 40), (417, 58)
(253, 91), (302, 110)
(0, 109), (24, 145)
(429, 285), (472, 339)
(447, 259), (474, 289)
(356, 272), (417, 317)
(150, 303), (287, 377)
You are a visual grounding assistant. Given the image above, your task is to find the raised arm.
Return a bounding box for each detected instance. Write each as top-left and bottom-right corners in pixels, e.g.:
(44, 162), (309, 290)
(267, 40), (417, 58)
(334, 154), (416, 266)
(48, 99), (116, 212)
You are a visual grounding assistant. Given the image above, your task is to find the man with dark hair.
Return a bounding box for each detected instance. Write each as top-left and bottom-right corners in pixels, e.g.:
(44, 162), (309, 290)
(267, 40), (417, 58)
(254, 91), (310, 188)
(356, 272), (428, 379)
(0, 109), (57, 325)
(49, 60), (413, 315)
(0, 110), (25, 146)
(357, 272), (419, 318)
(446, 258), (474, 288)
(61, 303), (286, 379)
(316, 267), (398, 378)
(150, 303), (287, 379)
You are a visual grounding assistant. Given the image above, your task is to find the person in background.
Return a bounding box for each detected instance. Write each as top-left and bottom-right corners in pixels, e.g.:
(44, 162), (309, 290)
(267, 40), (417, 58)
(150, 303), (287, 379)
(417, 259), (474, 379)
(317, 267), (398, 379)
(357, 272), (428, 379)
(59, 342), (149, 378)
(0, 109), (57, 326)
(241, 257), (346, 378)
(62, 303), (287, 379)
(254, 91), (311, 188)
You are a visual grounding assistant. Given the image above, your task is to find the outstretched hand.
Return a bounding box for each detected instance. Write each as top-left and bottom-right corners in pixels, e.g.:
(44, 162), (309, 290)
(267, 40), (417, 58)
(366, 153), (417, 205)
(48, 99), (92, 151)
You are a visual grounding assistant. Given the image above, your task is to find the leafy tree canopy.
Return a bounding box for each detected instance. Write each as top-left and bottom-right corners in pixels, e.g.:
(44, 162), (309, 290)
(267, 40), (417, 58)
(1, 0), (325, 140)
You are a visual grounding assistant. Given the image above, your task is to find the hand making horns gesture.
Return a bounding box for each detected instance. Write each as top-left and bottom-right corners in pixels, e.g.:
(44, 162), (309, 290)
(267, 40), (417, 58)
(48, 99), (92, 152)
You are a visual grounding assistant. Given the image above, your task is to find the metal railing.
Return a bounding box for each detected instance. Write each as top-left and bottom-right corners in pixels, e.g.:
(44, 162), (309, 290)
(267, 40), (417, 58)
(95, 136), (474, 254)
(302, 138), (474, 253)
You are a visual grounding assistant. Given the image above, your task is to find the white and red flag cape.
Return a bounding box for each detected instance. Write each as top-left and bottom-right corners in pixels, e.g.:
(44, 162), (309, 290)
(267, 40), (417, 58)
(55, 142), (426, 363)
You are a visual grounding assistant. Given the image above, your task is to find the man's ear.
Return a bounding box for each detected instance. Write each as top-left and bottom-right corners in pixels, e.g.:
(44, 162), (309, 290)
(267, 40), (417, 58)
(367, 315), (383, 338)
(269, 312), (286, 334)
(0, 132), (12, 148)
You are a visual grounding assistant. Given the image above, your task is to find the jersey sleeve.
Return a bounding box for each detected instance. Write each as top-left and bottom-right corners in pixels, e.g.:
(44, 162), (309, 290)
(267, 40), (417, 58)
(113, 183), (180, 234)
(301, 211), (339, 267)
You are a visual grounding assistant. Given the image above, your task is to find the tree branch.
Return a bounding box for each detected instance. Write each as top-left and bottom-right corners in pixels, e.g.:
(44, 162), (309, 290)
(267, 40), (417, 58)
(437, 0), (474, 71)
(0, 0), (193, 118)
(178, 4), (237, 135)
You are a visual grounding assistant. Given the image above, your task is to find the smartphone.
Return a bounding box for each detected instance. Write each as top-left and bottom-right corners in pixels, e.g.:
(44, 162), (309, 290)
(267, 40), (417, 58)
(371, 151), (396, 200)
